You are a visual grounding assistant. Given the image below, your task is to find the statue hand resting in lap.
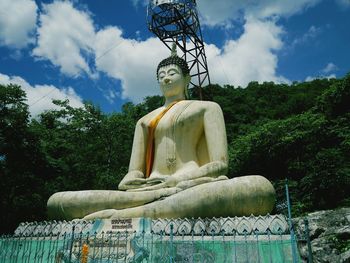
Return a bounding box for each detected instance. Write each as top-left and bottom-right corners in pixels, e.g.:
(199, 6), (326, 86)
(47, 47), (275, 220)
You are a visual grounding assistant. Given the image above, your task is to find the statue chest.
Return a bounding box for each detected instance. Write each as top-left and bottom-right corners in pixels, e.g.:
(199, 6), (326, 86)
(140, 102), (204, 137)
(160, 105), (203, 165)
(141, 102), (204, 172)
(153, 103), (204, 140)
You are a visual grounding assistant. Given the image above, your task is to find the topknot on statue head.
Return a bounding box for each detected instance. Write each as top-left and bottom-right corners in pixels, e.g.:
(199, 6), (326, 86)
(157, 44), (190, 80)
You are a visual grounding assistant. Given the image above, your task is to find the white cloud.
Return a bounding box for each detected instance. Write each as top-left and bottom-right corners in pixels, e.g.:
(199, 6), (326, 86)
(32, 1), (95, 77)
(206, 18), (288, 87)
(198, 0), (321, 27)
(95, 27), (169, 102)
(292, 25), (322, 47)
(131, 0), (148, 7)
(0, 73), (84, 117)
(336, 0), (350, 8)
(248, 0), (322, 18)
(131, 0), (145, 7)
(305, 74), (337, 81)
(305, 62), (339, 81)
(321, 62), (338, 74)
(94, 18), (288, 102)
(104, 89), (120, 104)
(0, 0), (38, 48)
(137, 0), (321, 27)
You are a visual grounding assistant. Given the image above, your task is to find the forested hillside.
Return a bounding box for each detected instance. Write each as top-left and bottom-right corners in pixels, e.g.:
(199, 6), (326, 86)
(1, 75), (349, 234)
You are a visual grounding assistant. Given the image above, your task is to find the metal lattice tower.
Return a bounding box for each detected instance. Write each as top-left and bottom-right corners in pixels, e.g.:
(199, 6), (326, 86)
(147, 0), (210, 99)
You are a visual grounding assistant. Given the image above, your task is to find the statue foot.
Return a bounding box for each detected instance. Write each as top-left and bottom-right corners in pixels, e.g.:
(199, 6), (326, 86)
(82, 187), (182, 220)
(83, 207), (142, 220)
(156, 187), (182, 199)
(176, 175), (228, 190)
(83, 209), (118, 220)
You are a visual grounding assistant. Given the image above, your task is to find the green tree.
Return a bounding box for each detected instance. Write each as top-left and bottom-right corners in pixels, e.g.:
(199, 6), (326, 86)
(227, 75), (350, 215)
(0, 85), (47, 233)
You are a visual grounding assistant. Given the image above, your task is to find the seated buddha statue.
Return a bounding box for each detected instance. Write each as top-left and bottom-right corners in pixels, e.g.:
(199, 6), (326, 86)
(47, 46), (275, 220)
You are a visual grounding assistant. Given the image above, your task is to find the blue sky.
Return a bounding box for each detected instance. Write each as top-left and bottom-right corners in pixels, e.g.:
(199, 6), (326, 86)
(0, 0), (349, 117)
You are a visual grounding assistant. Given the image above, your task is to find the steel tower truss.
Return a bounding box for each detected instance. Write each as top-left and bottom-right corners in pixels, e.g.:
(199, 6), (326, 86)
(147, 0), (210, 99)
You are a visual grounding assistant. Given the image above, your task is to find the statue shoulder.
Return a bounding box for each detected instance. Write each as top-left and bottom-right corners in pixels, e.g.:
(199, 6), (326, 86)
(187, 100), (223, 112)
(136, 107), (164, 126)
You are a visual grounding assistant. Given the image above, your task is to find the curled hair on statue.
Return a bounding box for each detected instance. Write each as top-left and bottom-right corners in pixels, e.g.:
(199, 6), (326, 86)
(157, 43), (190, 80)
(157, 56), (190, 79)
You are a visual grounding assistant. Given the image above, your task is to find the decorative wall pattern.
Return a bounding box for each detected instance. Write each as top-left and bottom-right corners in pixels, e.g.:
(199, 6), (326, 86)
(152, 214), (289, 236)
(13, 214), (289, 237)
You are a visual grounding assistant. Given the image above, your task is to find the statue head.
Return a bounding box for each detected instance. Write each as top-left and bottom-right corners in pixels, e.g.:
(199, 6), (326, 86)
(157, 44), (191, 99)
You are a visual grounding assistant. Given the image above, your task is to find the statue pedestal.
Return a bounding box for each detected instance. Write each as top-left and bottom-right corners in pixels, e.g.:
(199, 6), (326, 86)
(3, 215), (301, 262)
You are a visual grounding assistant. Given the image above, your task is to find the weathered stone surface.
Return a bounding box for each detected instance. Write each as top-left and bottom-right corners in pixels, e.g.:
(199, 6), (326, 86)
(294, 207), (350, 263)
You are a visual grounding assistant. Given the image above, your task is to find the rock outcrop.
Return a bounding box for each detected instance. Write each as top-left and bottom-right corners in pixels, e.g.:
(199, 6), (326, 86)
(294, 207), (350, 263)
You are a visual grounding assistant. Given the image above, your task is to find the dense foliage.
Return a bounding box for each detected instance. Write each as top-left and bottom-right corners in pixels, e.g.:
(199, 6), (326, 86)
(1, 75), (349, 233)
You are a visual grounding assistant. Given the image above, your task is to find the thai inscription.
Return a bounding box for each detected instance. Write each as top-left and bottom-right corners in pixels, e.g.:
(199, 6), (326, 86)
(111, 219), (133, 230)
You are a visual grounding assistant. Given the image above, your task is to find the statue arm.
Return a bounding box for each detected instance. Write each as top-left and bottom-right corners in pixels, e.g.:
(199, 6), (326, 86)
(202, 102), (229, 173)
(173, 102), (228, 182)
(118, 120), (147, 190)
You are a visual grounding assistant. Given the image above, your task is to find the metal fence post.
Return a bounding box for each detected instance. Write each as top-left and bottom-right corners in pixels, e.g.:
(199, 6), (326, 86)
(68, 225), (75, 263)
(304, 218), (313, 263)
(170, 223), (174, 263)
(285, 179), (298, 263)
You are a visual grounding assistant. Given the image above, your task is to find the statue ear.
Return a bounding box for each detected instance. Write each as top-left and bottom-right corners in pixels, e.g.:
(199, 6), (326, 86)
(184, 74), (191, 99)
(185, 74), (191, 85)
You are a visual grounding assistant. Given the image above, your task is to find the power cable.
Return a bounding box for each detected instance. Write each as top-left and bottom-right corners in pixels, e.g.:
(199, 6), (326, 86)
(196, 8), (231, 86)
(29, 39), (126, 108)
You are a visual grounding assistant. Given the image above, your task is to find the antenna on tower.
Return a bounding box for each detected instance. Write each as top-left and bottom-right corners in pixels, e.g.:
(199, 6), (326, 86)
(147, 0), (210, 100)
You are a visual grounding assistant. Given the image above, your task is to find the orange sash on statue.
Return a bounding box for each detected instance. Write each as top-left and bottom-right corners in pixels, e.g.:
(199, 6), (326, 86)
(145, 100), (180, 178)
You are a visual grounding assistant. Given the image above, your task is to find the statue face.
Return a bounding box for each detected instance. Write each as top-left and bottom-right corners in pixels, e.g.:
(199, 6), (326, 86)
(158, 64), (189, 98)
